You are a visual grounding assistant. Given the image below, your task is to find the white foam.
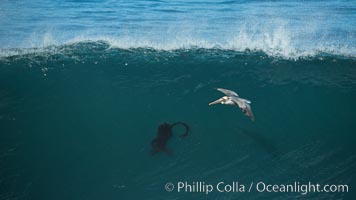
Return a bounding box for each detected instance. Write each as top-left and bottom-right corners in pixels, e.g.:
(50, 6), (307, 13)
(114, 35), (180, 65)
(0, 25), (355, 59)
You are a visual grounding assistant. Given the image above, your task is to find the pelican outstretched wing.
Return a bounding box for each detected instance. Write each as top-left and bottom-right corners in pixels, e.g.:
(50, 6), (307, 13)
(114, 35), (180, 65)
(216, 88), (239, 97)
(242, 103), (255, 121)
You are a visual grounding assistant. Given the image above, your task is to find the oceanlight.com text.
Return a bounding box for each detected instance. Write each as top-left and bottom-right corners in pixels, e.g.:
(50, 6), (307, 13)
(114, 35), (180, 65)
(164, 181), (349, 195)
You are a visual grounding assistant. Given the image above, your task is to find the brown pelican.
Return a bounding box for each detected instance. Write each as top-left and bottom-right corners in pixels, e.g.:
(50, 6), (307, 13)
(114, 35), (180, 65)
(209, 88), (255, 121)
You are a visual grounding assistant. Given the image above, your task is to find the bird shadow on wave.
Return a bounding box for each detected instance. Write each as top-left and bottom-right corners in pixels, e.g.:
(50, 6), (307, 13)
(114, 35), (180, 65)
(235, 126), (280, 158)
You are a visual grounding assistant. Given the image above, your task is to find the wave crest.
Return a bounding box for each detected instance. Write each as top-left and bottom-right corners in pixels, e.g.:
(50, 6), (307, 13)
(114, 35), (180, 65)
(0, 32), (355, 60)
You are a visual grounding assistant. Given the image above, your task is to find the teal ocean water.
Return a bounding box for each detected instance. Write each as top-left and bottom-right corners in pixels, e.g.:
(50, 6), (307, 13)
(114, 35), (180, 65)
(1, 0), (356, 199)
(1, 42), (356, 199)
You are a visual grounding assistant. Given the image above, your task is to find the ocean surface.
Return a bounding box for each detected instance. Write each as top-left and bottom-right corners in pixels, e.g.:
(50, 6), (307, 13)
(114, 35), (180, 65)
(1, 0), (356, 200)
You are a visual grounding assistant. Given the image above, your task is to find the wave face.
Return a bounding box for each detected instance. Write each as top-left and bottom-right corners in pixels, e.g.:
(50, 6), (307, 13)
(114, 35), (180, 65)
(0, 0), (356, 58)
(0, 42), (356, 199)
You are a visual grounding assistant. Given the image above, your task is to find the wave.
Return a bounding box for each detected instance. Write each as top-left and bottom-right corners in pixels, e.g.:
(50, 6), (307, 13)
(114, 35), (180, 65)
(1, 39), (355, 61)
(1, 40), (355, 91)
(1, 22), (355, 60)
(1, 0), (355, 60)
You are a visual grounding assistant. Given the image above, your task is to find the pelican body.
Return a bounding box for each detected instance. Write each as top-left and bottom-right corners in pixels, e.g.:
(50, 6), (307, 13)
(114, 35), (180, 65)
(209, 88), (255, 121)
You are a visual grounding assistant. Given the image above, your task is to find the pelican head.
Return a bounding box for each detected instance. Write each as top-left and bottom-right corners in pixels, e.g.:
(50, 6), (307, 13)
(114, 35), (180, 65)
(208, 96), (229, 105)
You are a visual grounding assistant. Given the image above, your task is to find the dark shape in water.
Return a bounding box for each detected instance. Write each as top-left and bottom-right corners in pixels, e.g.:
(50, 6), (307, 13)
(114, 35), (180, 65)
(237, 127), (279, 157)
(151, 122), (189, 156)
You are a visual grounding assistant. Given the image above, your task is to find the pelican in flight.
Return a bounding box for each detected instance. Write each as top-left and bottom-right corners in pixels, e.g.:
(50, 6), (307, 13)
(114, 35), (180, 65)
(209, 88), (255, 121)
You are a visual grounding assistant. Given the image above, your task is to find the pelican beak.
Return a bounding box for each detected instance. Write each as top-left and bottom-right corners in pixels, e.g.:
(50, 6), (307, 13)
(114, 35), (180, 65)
(209, 97), (225, 106)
